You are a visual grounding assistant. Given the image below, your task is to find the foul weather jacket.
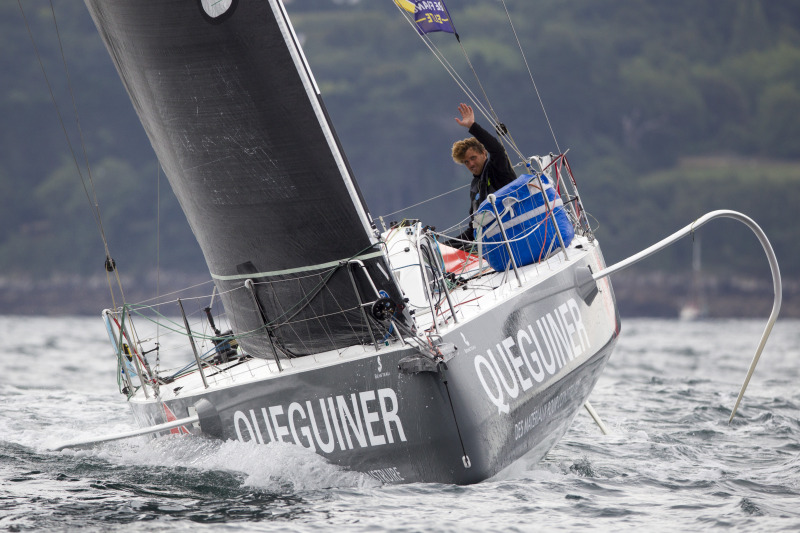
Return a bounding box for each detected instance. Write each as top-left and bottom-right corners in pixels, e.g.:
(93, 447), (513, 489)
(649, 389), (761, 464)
(467, 122), (518, 218)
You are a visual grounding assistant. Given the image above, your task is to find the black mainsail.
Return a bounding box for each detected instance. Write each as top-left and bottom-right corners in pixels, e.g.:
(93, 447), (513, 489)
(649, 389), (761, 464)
(85, 0), (403, 356)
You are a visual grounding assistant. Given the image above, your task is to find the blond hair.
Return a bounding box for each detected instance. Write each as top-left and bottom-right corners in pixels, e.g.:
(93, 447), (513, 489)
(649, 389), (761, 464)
(451, 137), (486, 164)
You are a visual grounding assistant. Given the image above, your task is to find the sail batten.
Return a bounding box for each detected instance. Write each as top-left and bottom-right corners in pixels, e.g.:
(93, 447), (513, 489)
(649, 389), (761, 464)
(85, 0), (401, 356)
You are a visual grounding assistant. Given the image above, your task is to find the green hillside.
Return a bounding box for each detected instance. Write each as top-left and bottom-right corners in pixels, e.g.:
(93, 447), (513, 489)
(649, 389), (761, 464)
(1, 0), (798, 310)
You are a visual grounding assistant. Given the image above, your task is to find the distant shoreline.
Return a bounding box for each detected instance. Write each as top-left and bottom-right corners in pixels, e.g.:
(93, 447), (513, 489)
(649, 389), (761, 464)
(611, 270), (794, 318)
(0, 270), (793, 319)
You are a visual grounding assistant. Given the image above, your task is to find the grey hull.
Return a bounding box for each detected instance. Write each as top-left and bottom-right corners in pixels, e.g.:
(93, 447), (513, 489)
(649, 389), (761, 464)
(128, 253), (619, 485)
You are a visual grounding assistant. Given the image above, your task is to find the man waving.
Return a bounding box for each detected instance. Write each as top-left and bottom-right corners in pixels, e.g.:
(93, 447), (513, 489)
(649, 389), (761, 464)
(451, 103), (517, 236)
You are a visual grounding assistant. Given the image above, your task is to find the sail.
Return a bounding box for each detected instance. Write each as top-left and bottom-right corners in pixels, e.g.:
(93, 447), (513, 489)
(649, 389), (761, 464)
(84, 0), (403, 357)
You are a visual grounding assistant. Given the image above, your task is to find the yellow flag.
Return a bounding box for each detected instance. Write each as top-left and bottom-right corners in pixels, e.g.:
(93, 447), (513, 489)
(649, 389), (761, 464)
(394, 0), (416, 14)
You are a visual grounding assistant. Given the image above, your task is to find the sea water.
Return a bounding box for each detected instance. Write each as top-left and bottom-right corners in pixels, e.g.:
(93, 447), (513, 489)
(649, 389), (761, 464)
(1, 316), (799, 531)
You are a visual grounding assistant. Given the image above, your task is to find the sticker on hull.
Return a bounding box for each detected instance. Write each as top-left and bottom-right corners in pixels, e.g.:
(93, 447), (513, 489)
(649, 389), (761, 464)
(232, 387), (407, 454)
(473, 297), (590, 413)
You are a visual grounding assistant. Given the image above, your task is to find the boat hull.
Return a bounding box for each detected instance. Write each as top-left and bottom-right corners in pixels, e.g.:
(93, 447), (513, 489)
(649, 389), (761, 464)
(128, 250), (619, 484)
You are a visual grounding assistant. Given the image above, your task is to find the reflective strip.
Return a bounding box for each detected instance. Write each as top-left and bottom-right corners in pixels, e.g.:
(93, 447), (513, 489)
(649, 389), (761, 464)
(210, 250), (385, 281)
(482, 198), (564, 240)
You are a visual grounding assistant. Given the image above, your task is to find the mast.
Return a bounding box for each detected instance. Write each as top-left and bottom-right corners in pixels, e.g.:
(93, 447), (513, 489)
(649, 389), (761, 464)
(270, 0), (376, 240)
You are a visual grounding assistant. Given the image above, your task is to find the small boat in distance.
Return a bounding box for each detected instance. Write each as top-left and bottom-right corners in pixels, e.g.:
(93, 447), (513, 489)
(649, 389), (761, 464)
(679, 235), (709, 321)
(53, 0), (781, 485)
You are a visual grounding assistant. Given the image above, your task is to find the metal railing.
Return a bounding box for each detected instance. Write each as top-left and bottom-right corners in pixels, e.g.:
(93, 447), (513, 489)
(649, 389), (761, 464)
(103, 307), (155, 399)
(415, 230), (459, 332)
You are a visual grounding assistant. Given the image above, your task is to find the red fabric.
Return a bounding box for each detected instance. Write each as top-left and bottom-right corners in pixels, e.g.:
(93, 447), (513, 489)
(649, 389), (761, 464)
(163, 403), (190, 435)
(439, 243), (482, 274)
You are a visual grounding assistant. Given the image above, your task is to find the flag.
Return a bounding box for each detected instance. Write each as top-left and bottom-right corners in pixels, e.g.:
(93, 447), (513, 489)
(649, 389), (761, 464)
(395, 0), (455, 35)
(394, 0), (417, 12)
(163, 403), (191, 435)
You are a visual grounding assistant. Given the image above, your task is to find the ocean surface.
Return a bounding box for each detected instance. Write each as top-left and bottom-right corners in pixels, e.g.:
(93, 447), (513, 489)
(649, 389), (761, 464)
(1, 316), (799, 532)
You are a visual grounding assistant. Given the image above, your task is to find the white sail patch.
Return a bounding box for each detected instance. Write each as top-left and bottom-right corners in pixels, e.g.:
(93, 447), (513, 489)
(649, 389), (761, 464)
(232, 388), (407, 453)
(474, 298), (590, 413)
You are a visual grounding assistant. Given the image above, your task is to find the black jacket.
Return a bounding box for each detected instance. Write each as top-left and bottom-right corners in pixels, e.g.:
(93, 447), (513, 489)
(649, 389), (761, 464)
(467, 122), (517, 216)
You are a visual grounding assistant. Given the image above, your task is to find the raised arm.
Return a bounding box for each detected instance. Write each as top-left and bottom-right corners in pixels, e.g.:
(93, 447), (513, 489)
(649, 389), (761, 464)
(468, 123), (506, 159)
(455, 103), (475, 129)
(455, 103), (505, 158)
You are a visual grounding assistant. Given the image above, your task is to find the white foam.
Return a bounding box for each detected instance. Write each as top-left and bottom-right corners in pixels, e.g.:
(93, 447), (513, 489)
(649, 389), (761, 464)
(67, 435), (379, 491)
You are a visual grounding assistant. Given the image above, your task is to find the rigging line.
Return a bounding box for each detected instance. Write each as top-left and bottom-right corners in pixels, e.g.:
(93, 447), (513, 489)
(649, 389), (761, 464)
(130, 279), (216, 306)
(438, 210), (475, 235)
(422, 35), (495, 129)
(132, 299), (264, 344)
(392, 5), (497, 133)
(105, 269), (117, 310)
(499, 0), (562, 154)
(275, 278), (314, 357)
(263, 266), (342, 328)
(279, 304), (361, 325)
(395, 8), (484, 113)
(155, 162), (161, 371)
(424, 33), (526, 162)
(445, 7), (500, 127)
(422, 42), (503, 147)
(390, 13), (530, 225)
(19, 0), (125, 308)
(239, 241), (379, 330)
(444, 17), (527, 162)
(418, 41), (504, 148)
(410, 5), (496, 126)
(395, 4), (527, 162)
(19, 1), (96, 229)
(380, 183), (469, 218)
(46, 1), (127, 300)
(420, 39), (527, 163)
(49, 2), (104, 246)
(132, 303), (266, 343)
(304, 274), (343, 352)
(319, 268), (370, 349)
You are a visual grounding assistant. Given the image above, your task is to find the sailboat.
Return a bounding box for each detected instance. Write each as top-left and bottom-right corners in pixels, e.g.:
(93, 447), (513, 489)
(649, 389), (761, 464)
(679, 235), (709, 321)
(56, 0), (781, 485)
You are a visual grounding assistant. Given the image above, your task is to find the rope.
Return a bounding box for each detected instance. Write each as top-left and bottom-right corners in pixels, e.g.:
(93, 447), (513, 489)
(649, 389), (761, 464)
(391, 1), (566, 237)
(48, 1), (127, 303)
(444, 11), (500, 127)
(127, 297), (271, 343)
(392, 2), (527, 162)
(131, 279), (216, 307)
(448, 13), (523, 168)
(125, 241), (385, 346)
(155, 163), (161, 372)
(499, 0), (562, 154)
(440, 365), (470, 467)
(19, 0), (126, 307)
(380, 183), (469, 218)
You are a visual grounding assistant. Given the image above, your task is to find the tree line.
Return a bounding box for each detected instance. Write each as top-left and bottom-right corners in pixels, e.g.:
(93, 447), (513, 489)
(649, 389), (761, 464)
(2, 0), (798, 287)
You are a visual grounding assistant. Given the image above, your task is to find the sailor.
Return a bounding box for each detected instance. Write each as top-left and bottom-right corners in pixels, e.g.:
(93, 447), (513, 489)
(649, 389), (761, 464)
(452, 103), (517, 241)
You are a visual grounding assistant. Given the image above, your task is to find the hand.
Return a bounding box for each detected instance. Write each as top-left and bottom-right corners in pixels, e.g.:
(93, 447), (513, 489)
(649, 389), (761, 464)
(455, 103), (475, 128)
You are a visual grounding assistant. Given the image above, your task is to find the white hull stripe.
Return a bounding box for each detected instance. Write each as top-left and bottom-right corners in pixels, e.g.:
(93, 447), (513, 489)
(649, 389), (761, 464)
(482, 199), (565, 240)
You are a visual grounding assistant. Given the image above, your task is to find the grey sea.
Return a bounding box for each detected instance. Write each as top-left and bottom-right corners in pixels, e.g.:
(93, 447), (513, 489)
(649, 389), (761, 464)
(1, 316), (799, 532)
